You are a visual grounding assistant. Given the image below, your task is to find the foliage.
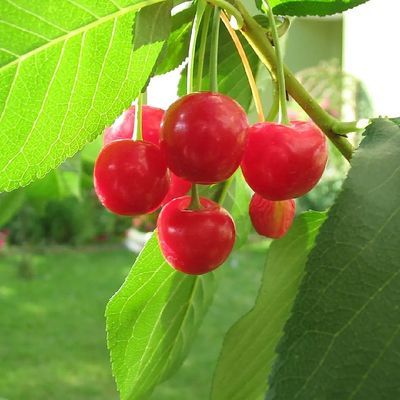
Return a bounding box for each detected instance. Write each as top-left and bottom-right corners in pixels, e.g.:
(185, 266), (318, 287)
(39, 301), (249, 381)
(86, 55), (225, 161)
(106, 234), (215, 400)
(211, 211), (326, 400)
(0, 0), (165, 192)
(266, 118), (400, 399)
(269, 0), (370, 16)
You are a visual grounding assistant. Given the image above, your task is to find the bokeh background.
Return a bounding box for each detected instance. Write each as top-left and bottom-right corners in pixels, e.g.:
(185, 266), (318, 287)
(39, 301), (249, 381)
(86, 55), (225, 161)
(1, 0), (399, 399)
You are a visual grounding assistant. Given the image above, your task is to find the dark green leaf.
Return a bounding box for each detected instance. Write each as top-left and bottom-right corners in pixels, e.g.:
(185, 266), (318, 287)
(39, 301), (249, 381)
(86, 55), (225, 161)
(106, 234), (215, 400)
(211, 211), (327, 400)
(0, 189), (25, 227)
(178, 23), (260, 110)
(155, 5), (195, 75)
(269, 0), (370, 16)
(133, 1), (173, 49)
(0, 0), (165, 192)
(267, 118), (400, 400)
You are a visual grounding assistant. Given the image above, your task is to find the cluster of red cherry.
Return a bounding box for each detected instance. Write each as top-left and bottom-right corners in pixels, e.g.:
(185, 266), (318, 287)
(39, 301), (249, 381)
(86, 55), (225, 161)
(94, 92), (327, 275)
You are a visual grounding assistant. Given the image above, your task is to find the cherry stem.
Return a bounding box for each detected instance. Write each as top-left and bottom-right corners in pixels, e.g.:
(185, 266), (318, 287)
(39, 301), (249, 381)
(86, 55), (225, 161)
(266, 79), (279, 121)
(210, 6), (221, 92)
(197, 6), (212, 91)
(207, 0), (243, 28)
(133, 93), (143, 141)
(232, 0), (355, 160)
(188, 0), (207, 94)
(220, 11), (265, 122)
(262, 0), (289, 125)
(188, 183), (202, 210)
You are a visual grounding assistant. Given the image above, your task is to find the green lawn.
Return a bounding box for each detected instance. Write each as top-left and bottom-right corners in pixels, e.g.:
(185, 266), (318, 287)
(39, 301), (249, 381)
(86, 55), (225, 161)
(0, 245), (265, 400)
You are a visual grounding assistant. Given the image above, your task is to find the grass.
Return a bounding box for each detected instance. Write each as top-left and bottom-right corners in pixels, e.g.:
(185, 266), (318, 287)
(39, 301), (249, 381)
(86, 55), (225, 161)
(0, 245), (266, 400)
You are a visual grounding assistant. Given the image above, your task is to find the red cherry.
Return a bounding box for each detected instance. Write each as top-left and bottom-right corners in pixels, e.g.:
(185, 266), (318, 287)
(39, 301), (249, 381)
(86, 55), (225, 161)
(241, 121), (328, 200)
(161, 92), (249, 184)
(161, 174), (192, 206)
(103, 104), (191, 204)
(103, 105), (164, 145)
(94, 139), (170, 215)
(249, 193), (295, 239)
(157, 196), (236, 275)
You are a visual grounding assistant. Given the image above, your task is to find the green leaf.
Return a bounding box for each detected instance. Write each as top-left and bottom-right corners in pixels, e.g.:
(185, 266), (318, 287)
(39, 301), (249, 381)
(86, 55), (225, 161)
(133, 1), (172, 50)
(178, 23), (260, 110)
(154, 4), (194, 75)
(267, 118), (400, 400)
(269, 0), (370, 16)
(0, 189), (25, 227)
(224, 172), (252, 249)
(211, 211), (327, 400)
(106, 234), (215, 400)
(25, 170), (60, 202)
(0, 0), (165, 192)
(56, 156), (82, 199)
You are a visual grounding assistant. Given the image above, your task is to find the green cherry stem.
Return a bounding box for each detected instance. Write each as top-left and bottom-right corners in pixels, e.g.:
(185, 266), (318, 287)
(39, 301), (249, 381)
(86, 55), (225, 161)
(188, 183), (202, 210)
(197, 5), (212, 91)
(210, 6), (221, 92)
(188, 0), (207, 210)
(188, 0), (207, 94)
(262, 0), (288, 125)
(221, 11), (265, 122)
(207, 0), (243, 28)
(266, 79), (280, 121)
(133, 93), (143, 141)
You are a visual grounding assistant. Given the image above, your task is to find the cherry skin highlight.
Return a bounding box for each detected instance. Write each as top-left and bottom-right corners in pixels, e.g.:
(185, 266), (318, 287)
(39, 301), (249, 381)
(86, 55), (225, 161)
(94, 140), (170, 215)
(157, 196), (236, 275)
(241, 121), (328, 200)
(161, 92), (249, 184)
(103, 105), (164, 145)
(249, 193), (296, 239)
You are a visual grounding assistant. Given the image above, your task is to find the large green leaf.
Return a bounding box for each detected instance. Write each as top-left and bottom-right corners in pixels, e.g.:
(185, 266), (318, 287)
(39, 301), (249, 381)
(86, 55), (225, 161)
(0, 0), (165, 192)
(106, 234), (215, 400)
(267, 118), (400, 399)
(269, 0), (370, 16)
(211, 211), (327, 400)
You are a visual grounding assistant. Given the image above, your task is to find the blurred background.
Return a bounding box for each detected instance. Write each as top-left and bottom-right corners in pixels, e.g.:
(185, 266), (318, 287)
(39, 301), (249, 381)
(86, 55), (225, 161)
(0, 0), (399, 399)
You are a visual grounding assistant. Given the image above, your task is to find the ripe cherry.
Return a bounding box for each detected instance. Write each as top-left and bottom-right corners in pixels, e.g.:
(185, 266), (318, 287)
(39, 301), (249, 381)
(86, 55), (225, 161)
(157, 196), (236, 275)
(94, 139), (170, 215)
(241, 121), (328, 200)
(103, 104), (191, 205)
(103, 105), (164, 145)
(249, 193), (295, 239)
(161, 92), (249, 184)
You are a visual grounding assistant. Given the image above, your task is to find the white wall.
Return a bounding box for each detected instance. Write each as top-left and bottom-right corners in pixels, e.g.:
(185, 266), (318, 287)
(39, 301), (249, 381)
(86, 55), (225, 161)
(344, 0), (400, 117)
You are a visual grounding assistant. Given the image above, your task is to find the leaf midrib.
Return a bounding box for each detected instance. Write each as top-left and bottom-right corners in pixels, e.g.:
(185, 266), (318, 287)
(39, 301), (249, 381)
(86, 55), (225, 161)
(0, 0), (163, 72)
